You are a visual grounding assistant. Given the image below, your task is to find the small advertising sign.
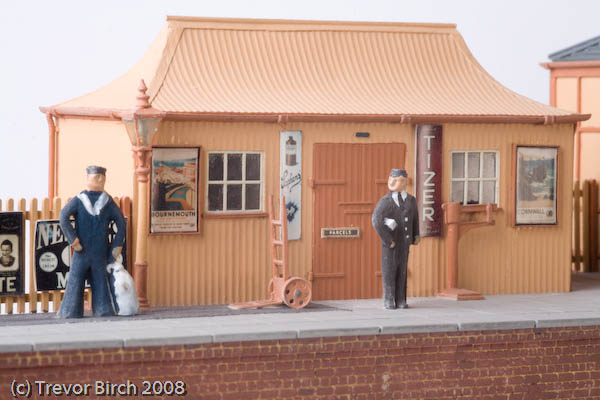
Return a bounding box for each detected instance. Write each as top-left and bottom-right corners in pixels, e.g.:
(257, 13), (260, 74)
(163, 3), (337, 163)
(280, 131), (302, 240)
(415, 124), (443, 237)
(35, 219), (126, 291)
(0, 212), (25, 296)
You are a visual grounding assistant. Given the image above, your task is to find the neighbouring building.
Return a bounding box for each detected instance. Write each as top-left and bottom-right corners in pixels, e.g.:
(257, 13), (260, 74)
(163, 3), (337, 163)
(542, 35), (600, 183)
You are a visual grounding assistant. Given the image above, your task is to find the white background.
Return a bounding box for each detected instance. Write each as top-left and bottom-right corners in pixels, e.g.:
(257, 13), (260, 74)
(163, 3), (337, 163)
(1, 0), (598, 199)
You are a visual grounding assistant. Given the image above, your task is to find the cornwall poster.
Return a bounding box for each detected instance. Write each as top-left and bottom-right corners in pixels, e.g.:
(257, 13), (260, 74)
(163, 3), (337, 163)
(515, 146), (558, 225)
(280, 131), (302, 240)
(151, 147), (200, 233)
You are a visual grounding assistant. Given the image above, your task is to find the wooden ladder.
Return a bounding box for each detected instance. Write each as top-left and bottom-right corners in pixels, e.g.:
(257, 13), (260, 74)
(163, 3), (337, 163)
(270, 195), (289, 282)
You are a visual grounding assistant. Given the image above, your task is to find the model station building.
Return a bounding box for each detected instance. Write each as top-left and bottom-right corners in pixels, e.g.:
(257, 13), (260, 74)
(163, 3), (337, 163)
(41, 17), (588, 307)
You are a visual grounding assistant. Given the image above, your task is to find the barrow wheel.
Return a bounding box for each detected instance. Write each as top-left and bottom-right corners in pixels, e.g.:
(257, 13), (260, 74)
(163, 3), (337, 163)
(281, 277), (312, 309)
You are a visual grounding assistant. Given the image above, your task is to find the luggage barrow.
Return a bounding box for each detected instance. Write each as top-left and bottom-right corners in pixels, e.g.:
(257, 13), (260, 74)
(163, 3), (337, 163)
(229, 195), (312, 310)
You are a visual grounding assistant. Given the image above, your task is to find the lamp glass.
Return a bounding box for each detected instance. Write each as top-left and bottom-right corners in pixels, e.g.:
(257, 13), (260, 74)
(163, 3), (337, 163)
(122, 117), (161, 147)
(122, 118), (138, 146)
(136, 117), (161, 146)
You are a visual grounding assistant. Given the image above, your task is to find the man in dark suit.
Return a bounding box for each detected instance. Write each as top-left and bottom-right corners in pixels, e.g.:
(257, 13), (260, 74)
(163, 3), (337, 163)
(57, 166), (125, 318)
(372, 169), (420, 309)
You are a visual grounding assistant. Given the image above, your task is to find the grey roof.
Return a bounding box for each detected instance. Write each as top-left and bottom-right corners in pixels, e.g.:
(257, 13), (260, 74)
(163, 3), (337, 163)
(549, 35), (600, 61)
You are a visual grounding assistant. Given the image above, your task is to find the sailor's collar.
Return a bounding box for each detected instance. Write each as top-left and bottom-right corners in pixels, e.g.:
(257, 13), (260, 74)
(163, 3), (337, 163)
(77, 191), (110, 216)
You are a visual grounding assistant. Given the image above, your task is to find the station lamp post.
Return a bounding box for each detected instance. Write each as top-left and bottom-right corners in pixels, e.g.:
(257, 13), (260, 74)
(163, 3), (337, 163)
(122, 79), (165, 310)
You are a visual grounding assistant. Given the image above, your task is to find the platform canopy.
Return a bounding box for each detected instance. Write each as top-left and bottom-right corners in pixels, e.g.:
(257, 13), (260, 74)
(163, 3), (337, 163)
(42, 16), (587, 124)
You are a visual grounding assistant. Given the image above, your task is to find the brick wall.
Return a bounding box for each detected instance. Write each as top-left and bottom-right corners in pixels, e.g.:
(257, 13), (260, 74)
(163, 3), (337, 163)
(2, 326), (600, 399)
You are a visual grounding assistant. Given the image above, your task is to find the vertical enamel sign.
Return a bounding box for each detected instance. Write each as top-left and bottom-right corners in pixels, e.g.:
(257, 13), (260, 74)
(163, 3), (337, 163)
(415, 124), (443, 237)
(0, 212), (24, 296)
(280, 131), (302, 240)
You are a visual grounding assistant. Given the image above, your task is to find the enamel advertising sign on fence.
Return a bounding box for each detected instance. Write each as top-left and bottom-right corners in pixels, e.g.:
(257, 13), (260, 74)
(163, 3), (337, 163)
(35, 219), (126, 291)
(0, 212), (25, 296)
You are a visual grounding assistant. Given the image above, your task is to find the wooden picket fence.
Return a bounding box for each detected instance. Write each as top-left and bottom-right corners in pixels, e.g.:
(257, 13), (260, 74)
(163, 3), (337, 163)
(0, 197), (131, 314)
(573, 180), (599, 272)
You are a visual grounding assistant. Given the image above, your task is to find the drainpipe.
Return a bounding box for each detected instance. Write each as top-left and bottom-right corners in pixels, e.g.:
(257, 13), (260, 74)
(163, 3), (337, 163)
(46, 112), (57, 199)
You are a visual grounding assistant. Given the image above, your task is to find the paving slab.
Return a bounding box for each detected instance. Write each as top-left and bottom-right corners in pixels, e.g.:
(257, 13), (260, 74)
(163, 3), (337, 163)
(31, 333), (124, 351)
(0, 341), (34, 353)
(536, 317), (600, 328)
(212, 328), (298, 342)
(380, 323), (458, 335)
(296, 323), (381, 339)
(123, 330), (214, 347)
(458, 320), (536, 331)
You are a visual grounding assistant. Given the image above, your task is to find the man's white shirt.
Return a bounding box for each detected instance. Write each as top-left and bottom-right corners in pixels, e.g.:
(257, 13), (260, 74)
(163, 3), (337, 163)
(392, 191), (408, 207)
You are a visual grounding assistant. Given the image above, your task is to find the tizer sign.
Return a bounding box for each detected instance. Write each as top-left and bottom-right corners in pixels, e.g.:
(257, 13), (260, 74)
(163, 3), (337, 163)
(415, 125), (443, 237)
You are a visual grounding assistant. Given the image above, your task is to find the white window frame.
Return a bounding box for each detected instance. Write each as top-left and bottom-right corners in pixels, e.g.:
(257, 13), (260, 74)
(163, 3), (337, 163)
(450, 150), (500, 206)
(206, 151), (265, 213)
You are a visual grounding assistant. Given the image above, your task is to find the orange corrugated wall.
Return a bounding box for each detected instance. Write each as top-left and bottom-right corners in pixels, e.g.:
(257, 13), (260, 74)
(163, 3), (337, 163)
(141, 121), (573, 306)
(444, 123), (573, 295)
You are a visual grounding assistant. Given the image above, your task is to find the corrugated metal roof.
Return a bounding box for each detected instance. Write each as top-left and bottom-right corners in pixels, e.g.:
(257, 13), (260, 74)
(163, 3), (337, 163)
(52, 16), (578, 120)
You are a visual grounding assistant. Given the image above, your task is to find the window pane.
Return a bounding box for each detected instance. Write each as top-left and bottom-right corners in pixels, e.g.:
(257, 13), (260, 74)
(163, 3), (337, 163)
(452, 153), (464, 178)
(226, 184), (242, 210)
(467, 152), (480, 178)
(467, 181), (480, 204)
(482, 181), (496, 203)
(246, 154), (261, 181)
(482, 152), (496, 178)
(208, 184), (223, 211)
(208, 154), (223, 181)
(245, 184), (261, 210)
(227, 153), (243, 180)
(451, 181), (465, 204)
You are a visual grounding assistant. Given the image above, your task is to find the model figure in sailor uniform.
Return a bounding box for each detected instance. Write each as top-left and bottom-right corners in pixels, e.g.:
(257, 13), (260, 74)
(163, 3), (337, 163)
(372, 169), (420, 309)
(57, 166), (125, 318)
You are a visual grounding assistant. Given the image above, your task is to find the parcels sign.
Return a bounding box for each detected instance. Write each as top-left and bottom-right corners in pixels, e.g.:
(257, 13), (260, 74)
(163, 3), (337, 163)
(321, 227), (360, 238)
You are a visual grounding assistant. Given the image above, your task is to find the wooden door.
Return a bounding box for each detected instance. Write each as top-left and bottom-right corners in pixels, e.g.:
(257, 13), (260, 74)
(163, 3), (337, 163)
(312, 143), (406, 299)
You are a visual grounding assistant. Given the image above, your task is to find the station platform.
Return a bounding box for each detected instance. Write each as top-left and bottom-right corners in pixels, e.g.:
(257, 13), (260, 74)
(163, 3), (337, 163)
(1, 273), (600, 353)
